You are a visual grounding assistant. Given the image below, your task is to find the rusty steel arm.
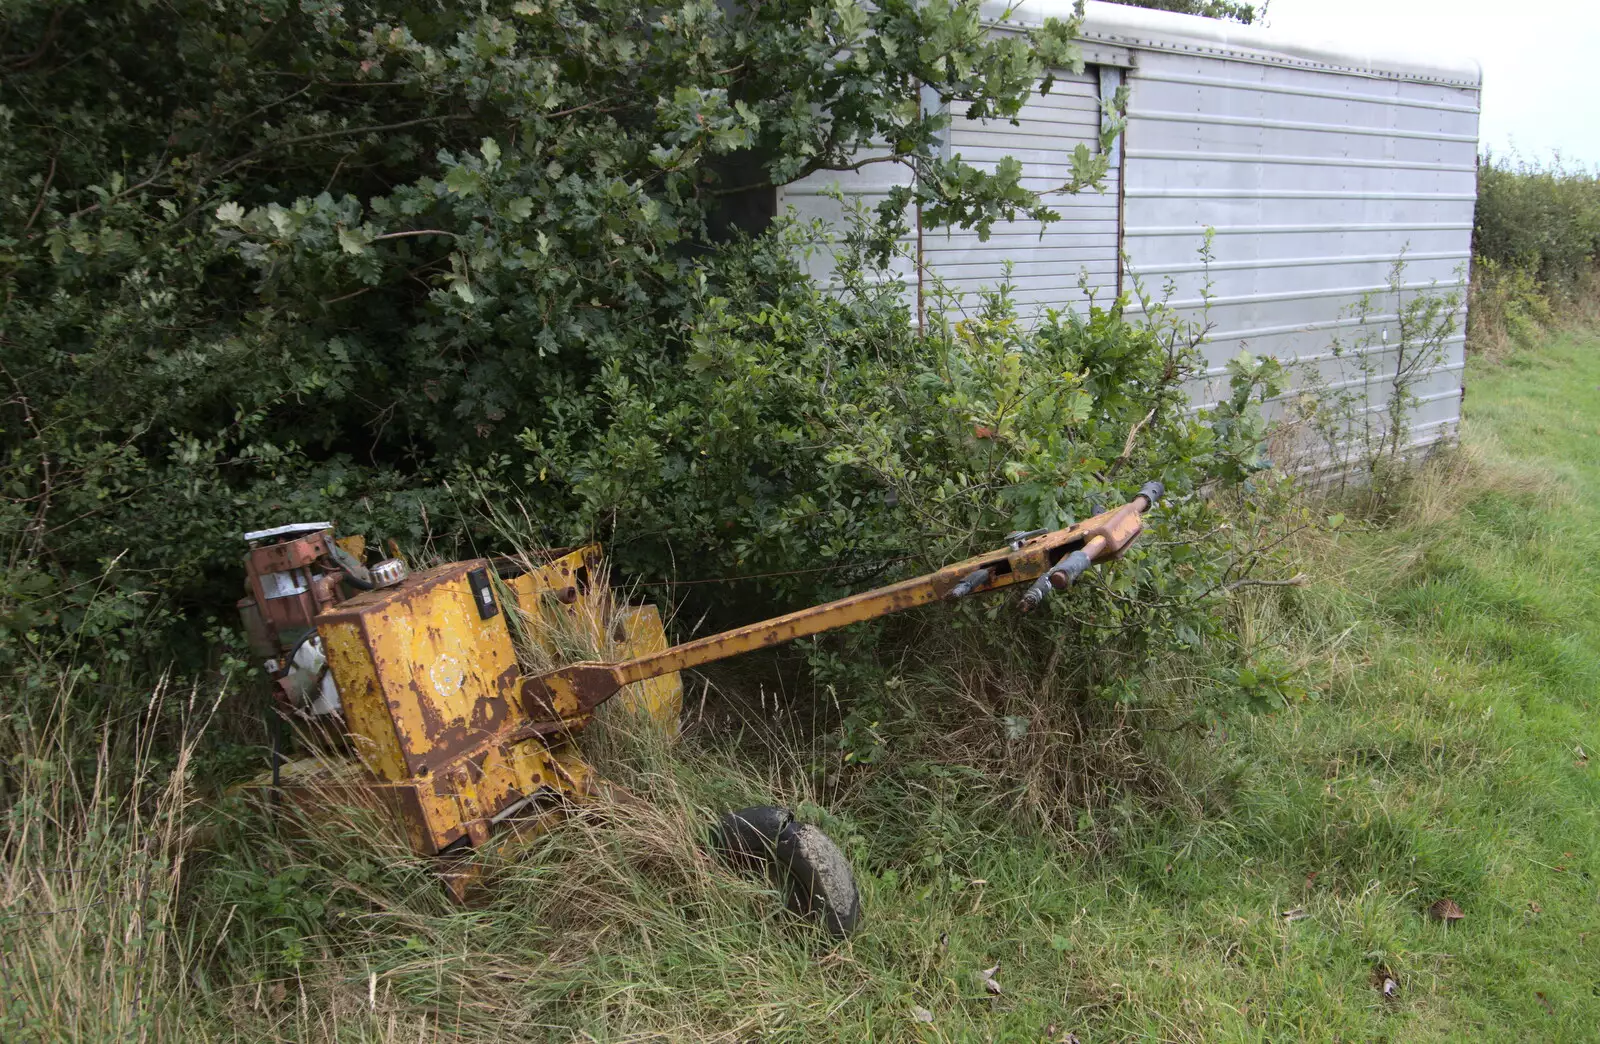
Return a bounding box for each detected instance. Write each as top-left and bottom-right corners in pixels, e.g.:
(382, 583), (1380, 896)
(521, 480), (1164, 724)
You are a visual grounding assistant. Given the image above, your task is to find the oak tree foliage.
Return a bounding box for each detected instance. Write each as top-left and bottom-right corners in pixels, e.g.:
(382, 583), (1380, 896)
(2, 0), (1275, 693)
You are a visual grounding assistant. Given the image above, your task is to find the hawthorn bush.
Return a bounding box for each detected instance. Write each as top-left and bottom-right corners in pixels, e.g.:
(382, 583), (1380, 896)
(1103, 0), (1256, 21)
(1474, 152), (1600, 293)
(1468, 153), (1600, 353)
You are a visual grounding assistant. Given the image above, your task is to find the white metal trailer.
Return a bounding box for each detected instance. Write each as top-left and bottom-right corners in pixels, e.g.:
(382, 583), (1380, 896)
(778, 1), (1482, 459)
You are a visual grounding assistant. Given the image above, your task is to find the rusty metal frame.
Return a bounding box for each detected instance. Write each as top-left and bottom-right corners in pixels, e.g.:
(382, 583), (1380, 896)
(522, 482), (1163, 725)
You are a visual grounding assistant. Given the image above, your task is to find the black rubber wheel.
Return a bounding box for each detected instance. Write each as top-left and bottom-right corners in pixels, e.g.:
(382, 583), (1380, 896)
(711, 805), (863, 937)
(774, 822), (862, 937)
(712, 804), (794, 873)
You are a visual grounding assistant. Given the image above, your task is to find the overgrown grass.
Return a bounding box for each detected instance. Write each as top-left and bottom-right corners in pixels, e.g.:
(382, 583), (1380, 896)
(6, 326), (1600, 1040)
(0, 676), (218, 1041)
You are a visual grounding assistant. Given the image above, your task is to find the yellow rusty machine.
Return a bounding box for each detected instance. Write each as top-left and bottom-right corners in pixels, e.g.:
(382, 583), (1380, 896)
(238, 480), (1163, 932)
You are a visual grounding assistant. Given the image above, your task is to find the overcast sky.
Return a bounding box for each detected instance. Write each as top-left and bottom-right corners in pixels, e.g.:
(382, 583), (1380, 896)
(1263, 0), (1600, 168)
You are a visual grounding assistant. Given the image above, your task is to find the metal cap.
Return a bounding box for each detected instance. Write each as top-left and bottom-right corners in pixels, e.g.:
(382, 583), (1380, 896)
(243, 521), (333, 543)
(369, 558), (409, 588)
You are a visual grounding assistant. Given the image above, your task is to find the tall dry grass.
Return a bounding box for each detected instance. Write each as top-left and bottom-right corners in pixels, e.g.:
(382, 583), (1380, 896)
(0, 675), (221, 1042)
(0, 672), (845, 1039)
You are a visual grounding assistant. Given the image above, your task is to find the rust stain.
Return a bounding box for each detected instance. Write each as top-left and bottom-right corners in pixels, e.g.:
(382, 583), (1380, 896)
(472, 694), (509, 732)
(408, 677), (448, 740)
(319, 560), (475, 623)
(430, 724), (472, 761)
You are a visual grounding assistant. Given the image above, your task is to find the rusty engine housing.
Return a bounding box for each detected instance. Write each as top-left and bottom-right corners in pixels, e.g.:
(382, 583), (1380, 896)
(251, 540), (680, 857)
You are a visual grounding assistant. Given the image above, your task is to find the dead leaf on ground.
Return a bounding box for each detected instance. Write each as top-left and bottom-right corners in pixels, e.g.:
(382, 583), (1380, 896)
(1427, 898), (1465, 923)
(910, 1005), (934, 1024)
(1527, 900), (1542, 919)
(1282, 907), (1310, 922)
(976, 962), (1002, 994)
(1536, 991), (1555, 1015)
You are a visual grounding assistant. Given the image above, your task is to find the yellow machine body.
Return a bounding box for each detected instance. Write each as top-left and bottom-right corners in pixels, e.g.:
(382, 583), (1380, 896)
(315, 545), (679, 855)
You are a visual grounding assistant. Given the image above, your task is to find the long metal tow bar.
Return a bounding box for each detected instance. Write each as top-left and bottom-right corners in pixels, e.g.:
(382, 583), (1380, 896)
(521, 480), (1165, 725)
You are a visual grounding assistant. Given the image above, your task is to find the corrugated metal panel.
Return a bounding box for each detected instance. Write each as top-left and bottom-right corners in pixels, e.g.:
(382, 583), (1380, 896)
(776, 147), (917, 291)
(926, 68), (1119, 317)
(781, 1), (1481, 464)
(1001, 2), (1482, 88)
(1121, 46), (1479, 456)
(776, 67), (1118, 317)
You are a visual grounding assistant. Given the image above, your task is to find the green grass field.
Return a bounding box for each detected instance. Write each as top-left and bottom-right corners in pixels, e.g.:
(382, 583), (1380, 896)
(736, 324), (1600, 1040)
(6, 327), (1600, 1042)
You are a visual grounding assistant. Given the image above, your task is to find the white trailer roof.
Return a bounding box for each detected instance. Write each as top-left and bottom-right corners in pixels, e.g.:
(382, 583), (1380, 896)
(990, 1), (1482, 89)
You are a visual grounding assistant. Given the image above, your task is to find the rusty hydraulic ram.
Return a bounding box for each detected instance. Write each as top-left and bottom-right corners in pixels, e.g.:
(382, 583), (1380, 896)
(522, 480), (1164, 724)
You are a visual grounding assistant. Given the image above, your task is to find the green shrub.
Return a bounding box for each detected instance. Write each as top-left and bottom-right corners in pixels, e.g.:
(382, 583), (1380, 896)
(1474, 152), (1600, 295)
(1, 0), (1280, 730)
(1468, 255), (1554, 357)
(0, 0), (1107, 662)
(1469, 153), (1600, 352)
